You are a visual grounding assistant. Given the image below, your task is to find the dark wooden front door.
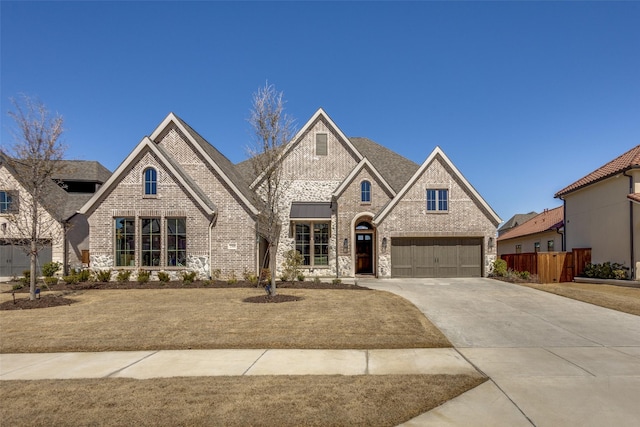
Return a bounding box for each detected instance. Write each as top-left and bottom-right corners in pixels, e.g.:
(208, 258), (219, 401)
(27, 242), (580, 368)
(355, 233), (373, 274)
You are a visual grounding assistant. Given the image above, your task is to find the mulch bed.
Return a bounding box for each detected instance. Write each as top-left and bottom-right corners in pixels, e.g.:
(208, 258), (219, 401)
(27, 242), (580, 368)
(0, 294), (75, 310)
(2, 280), (367, 309)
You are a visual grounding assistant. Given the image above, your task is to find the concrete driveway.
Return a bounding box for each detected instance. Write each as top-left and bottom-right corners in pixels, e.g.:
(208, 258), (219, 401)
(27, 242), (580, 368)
(359, 277), (640, 427)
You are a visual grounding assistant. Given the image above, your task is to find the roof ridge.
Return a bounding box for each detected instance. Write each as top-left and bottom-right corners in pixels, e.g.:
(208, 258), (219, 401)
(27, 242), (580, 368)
(555, 144), (640, 197)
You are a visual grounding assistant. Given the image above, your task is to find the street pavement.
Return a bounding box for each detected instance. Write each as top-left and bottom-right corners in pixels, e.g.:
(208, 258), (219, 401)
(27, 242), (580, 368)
(360, 277), (640, 427)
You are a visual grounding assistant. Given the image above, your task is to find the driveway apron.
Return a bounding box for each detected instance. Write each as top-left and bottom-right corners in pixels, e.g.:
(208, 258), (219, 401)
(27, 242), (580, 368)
(360, 277), (640, 427)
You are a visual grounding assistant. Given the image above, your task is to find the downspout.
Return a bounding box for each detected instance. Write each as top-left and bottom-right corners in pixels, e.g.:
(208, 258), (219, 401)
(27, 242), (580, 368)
(561, 197), (567, 252)
(623, 170), (635, 279)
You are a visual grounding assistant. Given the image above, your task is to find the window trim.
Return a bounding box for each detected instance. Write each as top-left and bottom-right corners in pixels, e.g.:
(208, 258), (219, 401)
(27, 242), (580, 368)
(143, 167), (157, 196)
(293, 220), (330, 267)
(140, 217), (162, 267)
(115, 217), (135, 267)
(0, 191), (13, 214)
(426, 188), (449, 212)
(166, 217), (187, 267)
(360, 180), (371, 203)
(547, 240), (554, 252)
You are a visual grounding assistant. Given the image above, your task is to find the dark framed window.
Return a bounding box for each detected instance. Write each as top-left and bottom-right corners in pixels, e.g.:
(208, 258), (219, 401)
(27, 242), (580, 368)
(115, 218), (135, 267)
(141, 218), (161, 266)
(534, 242), (541, 253)
(361, 180), (371, 203)
(144, 167), (157, 195)
(515, 244), (522, 254)
(426, 189), (448, 212)
(295, 222), (329, 266)
(316, 133), (328, 156)
(0, 191), (12, 213)
(167, 218), (186, 267)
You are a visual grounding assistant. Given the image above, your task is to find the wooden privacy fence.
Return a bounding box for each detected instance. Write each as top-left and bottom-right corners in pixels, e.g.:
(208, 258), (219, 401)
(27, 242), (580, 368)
(501, 248), (591, 283)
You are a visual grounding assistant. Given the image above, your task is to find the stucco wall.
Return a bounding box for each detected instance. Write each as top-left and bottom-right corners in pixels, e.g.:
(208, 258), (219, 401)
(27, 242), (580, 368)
(497, 230), (563, 256)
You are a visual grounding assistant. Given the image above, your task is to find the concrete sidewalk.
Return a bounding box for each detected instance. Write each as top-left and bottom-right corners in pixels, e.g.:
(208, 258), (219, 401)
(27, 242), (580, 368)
(0, 348), (477, 380)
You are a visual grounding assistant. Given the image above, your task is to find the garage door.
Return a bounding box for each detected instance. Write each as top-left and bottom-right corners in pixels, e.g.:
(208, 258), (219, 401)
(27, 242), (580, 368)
(0, 240), (52, 278)
(391, 237), (482, 278)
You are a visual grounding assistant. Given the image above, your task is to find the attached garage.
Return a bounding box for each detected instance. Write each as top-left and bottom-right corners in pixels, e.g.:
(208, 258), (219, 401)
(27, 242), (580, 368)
(0, 239), (52, 278)
(391, 237), (482, 278)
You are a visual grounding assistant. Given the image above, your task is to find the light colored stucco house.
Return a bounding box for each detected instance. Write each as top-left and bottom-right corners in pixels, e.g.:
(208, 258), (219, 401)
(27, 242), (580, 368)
(0, 154), (111, 279)
(496, 206), (564, 256)
(555, 144), (640, 280)
(498, 211), (538, 237)
(78, 109), (501, 279)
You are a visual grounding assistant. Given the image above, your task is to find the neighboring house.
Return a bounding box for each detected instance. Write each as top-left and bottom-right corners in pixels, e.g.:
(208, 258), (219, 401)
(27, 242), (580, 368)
(78, 109), (501, 279)
(0, 155), (111, 278)
(555, 144), (640, 280)
(498, 211), (538, 237)
(496, 207), (563, 256)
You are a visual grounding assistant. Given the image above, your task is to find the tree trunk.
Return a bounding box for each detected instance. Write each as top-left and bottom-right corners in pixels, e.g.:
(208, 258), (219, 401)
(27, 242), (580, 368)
(269, 243), (277, 296)
(29, 234), (37, 301)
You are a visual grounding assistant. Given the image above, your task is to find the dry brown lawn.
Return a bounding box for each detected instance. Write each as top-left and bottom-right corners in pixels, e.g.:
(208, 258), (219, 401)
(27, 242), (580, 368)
(0, 374), (486, 426)
(0, 288), (451, 353)
(512, 281), (640, 316)
(0, 287), (475, 425)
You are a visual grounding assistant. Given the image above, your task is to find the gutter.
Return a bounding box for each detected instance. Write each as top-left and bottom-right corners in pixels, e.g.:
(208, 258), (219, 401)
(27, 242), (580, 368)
(623, 170), (635, 279)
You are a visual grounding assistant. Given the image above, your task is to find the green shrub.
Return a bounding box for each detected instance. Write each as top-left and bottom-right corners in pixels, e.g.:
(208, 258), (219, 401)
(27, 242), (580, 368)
(211, 269), (221, 280)
(137, 269), (150, 284)
(63, 275), (78, 284)
(279, 273), (290, 282)
(583, 262), (629, 280)
(297, 273), (305, 282)
(313, 276), (321, 284)
(491, 259), (507, 277)
(247, 274), (259, 285)
(12, 283), (24, 290)
(227, 270), (237, 285)
(157, 271), (170, 283)
(518, 270), (531, 280)
(95, 269), (112, 282)
(282, 250), (303, 283)
(42, 261), (62, 278)
(76, 269), (92, 282)
(116, 270), (132, 282)
(332, 278), (342, 285)
(20, 270), (30, 286)
(182, 271), (197, 284)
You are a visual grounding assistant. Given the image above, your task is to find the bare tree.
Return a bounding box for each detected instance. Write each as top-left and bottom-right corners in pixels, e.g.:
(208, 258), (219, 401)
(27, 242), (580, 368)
(247, 83), (296, 296)
(2, 95), (66, 300)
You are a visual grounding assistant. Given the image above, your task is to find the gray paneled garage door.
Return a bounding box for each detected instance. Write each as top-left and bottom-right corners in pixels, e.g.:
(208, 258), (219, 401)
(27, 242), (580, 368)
(0, 240), (52, 277)
(391, 237), (482, 278)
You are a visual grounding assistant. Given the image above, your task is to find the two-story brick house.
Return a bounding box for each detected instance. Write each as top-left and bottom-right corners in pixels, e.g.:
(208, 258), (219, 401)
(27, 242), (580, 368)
(79, 109), (501, 279)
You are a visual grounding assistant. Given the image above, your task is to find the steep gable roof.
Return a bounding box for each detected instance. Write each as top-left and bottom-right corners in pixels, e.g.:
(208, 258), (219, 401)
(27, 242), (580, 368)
(78, 137), (216, 217)
(374, 146), (501, 226)
(497, 206), (563, 241)
(163, 114), (257, 213)
(332, 157), (396, 199)
(555, 144), (640, 197)
(0, 153), (103, 221)
(248, 108), (363, 189)
(348, 137), (419, 193)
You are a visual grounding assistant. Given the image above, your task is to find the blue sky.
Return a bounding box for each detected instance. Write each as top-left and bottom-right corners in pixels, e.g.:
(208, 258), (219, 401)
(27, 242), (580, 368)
(2, 1), (639, 223)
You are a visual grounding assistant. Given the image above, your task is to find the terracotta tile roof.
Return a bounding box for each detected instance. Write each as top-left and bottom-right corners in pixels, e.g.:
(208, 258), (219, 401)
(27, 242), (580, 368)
(555, 144), (640, 197)
(498, 211), (538, 235)
(628, 193), (640, 204)
(497, 206), (563, 241)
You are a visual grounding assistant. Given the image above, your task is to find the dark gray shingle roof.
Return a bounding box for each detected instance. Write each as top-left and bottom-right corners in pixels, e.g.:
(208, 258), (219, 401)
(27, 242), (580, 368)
(348, 137), (420, 193)
(51, 160), (112, 183)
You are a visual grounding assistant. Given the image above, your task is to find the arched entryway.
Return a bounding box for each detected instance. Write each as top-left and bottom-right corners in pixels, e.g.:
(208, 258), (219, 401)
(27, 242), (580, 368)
(354, 219), (375, 275)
